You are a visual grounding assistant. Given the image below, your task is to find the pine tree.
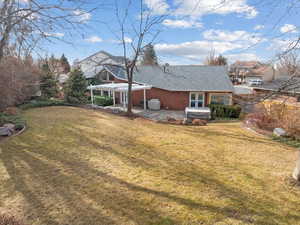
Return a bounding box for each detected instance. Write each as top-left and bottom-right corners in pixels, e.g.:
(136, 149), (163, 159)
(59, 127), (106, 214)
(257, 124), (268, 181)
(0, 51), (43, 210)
(141, 44), (158, 65)
(40, 63), (58, 99)
(60, 54), (71, 73)
(64, 68), (87, 104)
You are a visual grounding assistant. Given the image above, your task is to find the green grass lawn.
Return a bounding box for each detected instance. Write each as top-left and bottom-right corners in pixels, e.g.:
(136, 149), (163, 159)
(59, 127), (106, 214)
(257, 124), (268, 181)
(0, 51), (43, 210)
(0, 106), (300, 225)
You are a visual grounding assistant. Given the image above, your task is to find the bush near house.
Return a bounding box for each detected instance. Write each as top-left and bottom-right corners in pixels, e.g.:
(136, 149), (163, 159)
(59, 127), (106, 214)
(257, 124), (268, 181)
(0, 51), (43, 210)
(209, 104), (241, 119)
(93, 96), (113, 106)
(64, 68), (88, 104)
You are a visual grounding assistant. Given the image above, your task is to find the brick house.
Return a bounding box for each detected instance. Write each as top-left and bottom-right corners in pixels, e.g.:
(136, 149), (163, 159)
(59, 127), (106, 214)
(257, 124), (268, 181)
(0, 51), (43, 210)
(88, 64), (234, 110)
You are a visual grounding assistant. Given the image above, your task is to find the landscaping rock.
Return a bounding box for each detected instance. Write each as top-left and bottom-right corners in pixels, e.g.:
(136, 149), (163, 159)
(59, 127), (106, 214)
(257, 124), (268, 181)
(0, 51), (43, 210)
(192, 119), (207, 126)
(166, 116), (176, 122)
(3, 123), (15, 131)
(0, 127), (13, 136)
(174, 119), (183, 125)
(273, 128), (287, 137)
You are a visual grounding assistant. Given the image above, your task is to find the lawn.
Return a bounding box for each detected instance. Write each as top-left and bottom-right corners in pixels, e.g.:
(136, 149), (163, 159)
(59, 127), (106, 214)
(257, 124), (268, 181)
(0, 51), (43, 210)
(0, 106), (300, 225)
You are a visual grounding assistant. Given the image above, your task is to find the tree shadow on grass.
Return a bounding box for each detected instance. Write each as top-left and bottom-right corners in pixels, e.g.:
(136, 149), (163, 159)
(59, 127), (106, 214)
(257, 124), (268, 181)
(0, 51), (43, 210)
(1, 108), (300, 225)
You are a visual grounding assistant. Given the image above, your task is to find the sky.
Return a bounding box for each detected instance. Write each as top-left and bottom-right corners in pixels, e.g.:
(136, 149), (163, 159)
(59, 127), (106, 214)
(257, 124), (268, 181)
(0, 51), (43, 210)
(41, 0), (300, 65)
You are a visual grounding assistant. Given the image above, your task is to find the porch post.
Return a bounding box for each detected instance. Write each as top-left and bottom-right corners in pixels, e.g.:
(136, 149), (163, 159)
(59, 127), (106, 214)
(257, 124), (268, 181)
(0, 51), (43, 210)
(143, 88), (146, 110)
(113, 90), (116, 106)
(90, 86), (94, 105)
(123, 92), (126, 108)
(101, 90), (103, 96)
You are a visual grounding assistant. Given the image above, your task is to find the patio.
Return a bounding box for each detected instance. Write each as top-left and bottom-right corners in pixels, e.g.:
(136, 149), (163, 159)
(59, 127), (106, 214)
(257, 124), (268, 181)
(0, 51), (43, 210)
(91, 104), (186, 121)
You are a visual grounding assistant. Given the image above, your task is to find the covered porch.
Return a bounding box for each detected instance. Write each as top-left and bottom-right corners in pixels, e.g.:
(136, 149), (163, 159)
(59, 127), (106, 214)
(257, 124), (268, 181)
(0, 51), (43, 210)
(87, 83), (152, 110)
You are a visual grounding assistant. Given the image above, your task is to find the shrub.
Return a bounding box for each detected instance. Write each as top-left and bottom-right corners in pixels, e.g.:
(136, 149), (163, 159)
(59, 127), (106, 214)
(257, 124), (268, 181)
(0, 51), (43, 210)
(93, 96), (113, 106)
(64, 68), (87, 104)
(18, 99), (72, 110)
(0, 113), (25, 130)
(209, 104), (241, 119)
(40, 63), (58, 99)
(249, 102), (300, 139)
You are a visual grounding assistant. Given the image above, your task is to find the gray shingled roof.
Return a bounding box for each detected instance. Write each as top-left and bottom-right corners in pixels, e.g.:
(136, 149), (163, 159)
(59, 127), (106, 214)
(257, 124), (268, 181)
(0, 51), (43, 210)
(105, 65), (233, 92)
(255, 77), (300, 94)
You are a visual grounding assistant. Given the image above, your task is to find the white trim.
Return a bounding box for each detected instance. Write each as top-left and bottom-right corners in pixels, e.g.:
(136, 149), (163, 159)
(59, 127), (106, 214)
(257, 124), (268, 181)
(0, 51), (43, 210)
(209, 93), (232, 105)
(189, 92), (205, 108)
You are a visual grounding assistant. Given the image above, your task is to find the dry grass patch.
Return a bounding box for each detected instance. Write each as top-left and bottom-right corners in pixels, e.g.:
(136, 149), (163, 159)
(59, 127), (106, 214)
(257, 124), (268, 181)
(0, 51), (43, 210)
(0, 106), (300, 225)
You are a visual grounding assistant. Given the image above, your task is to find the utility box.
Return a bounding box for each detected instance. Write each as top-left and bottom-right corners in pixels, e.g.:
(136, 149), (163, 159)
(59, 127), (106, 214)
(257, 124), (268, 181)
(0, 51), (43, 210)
(148, 99), (161, 110)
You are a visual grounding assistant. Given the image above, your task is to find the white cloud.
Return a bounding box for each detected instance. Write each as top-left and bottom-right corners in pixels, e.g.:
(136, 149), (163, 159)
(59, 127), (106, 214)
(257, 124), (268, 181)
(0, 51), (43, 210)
(203, 29), (265, 45)
(155, 40), (243, 60)
(174, 0), (258, 19)
(110, 37), (133, 44)
(162, 19), (202, 28)
(73, 9), (91, 23)
(280, 24), (298, 33)
(85, 36), (103, 43)
(124, 37), (133, 43)
(254, 25), (264, 30)
(44, 32), (64, 37)
(144, 0), (169, 14)
(225, 53), (259, 62)
(268, 38), (299, 52)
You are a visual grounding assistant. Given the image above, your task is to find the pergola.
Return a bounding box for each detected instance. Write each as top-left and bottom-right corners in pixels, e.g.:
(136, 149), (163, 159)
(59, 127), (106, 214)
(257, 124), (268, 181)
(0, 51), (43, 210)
(87, 83), (152, 110)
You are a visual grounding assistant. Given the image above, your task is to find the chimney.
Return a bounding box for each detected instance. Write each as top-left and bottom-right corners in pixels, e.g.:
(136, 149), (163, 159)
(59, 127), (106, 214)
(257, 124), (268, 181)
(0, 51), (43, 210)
(163, 63), (169, 73)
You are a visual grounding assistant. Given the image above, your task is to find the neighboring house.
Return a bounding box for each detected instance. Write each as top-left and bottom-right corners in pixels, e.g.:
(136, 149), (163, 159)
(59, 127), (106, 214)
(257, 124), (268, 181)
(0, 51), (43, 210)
(75, 50), (125, 79)
(88, 64), (234, 110)
(229, 61), (276, 84)
(253, 77), (300, 100)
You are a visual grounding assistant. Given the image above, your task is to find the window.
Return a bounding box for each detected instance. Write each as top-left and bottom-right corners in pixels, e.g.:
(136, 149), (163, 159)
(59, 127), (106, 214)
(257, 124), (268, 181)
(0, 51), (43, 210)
(190, 92), (204, 108)
(210, 94), (231, 105)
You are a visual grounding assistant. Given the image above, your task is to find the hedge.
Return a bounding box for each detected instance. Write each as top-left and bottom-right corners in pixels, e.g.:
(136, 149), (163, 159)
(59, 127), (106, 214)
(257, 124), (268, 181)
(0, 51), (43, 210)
(209, 104), (242, 119)
(93, 96), (113, 106)
(19, 99), (73, 110)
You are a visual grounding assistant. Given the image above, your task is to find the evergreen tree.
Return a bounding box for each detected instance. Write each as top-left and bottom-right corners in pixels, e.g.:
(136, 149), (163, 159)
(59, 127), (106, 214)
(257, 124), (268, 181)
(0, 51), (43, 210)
(60, 54), (71, 73)
(141, 44), (158, 65)
(64, 68), (87, 104)
(40, 63), (58, 99)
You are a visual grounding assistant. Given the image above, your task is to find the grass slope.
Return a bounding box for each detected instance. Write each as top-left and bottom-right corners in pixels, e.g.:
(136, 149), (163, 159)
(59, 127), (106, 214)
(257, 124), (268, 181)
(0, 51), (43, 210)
(0, 107), (299, 225)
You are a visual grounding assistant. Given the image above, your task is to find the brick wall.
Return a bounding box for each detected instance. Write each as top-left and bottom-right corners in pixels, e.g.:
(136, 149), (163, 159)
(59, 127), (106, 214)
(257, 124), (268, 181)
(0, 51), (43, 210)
(112, 77), (232, 110)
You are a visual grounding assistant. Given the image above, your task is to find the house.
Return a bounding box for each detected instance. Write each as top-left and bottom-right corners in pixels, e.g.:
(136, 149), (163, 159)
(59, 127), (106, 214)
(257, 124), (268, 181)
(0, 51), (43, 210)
(229, 61), (276, 84)
(88, 64), (234, 110)
(253, 77), (300, 100)
(75, 50), (125, 80)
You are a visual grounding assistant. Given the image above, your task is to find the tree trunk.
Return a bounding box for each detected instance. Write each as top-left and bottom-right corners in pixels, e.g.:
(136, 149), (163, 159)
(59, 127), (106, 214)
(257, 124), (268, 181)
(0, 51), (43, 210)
(127, 72), (133, 116)
(292, 151), (300, 181)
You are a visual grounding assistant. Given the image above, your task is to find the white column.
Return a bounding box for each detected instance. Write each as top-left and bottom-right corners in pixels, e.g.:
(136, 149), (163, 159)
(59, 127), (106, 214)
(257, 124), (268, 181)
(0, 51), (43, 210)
(90, 87), (94, 105)
(143, 89), (146, 110)
(123, 92), (126, 108)
(101, 90), (103, 96)
(113, 90), (116, 106)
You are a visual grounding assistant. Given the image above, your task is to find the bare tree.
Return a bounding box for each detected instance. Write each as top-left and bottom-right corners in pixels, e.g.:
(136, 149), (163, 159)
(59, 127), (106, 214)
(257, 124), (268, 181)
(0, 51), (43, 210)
(277, 51), (300, 76)
(0, 0), (96, 63)
(112, 0), (165, 115)
(204, 49), (227, 66)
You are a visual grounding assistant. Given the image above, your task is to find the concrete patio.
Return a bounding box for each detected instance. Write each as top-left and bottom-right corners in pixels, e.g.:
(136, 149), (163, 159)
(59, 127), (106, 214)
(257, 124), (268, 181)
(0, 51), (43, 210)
(90, 104), (185, 121)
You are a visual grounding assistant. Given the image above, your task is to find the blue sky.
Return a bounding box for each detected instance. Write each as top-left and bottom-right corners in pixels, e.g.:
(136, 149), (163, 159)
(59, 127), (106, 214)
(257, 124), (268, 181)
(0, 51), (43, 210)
(42, 0), (300, 65)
